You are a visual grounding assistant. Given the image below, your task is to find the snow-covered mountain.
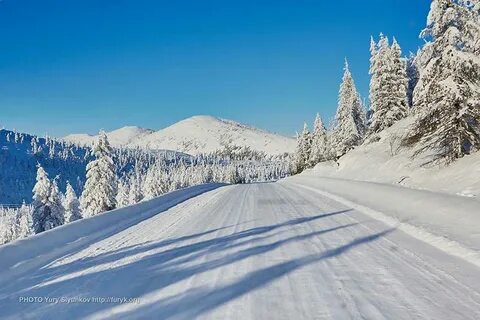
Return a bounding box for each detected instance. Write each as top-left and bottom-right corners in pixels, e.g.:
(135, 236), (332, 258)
(64, 126), (155, 148)
(64, 116), (295, 155)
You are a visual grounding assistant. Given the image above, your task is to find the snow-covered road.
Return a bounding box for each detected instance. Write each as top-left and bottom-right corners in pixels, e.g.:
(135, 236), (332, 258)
(1, 182), (479, 319)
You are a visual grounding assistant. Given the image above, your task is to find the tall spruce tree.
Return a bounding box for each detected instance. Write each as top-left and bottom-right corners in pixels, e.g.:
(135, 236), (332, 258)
(81, 131), (118, 216)
(308, 113), (329, 166)
(128, 167), (144, 204)
(331, 60), (366, 157)
(32, 166), (65, 233)
(116, 179), (130, 208)
(390, 38), (409, 117)
(49, 178), (66, 225)
(293, 123), (312, 173)
(64, 181), (82, 222)
(406, 52), (419, 109)
(143, 163), (169, 200)
(405, 0), (480, 163)
(15, 202), (32, 239)
(369, 35), (408, 133)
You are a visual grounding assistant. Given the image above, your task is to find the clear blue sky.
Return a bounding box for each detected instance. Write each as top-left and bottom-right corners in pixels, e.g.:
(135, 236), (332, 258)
(0, 0), (430, 137)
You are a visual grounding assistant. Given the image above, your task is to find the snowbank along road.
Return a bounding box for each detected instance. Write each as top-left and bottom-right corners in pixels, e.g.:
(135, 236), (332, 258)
(1, 182), (479, 319)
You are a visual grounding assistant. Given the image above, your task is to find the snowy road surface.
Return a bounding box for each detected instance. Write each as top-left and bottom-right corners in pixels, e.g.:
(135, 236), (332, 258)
(1, 182), (480, 319)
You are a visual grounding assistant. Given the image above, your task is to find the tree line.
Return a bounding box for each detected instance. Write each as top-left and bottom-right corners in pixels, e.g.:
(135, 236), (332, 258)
(293, 0), (480, 173)
(1, 132), (290, 243)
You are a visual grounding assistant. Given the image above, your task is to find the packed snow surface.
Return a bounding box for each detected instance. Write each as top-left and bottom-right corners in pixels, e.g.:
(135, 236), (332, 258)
(1, 180), (479, 319)
(64, 116), (296, 156)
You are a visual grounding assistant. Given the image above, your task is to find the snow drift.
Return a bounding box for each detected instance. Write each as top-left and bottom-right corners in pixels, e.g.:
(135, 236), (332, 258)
(312, 118), (480, 198)
(284, 175), (480, 267)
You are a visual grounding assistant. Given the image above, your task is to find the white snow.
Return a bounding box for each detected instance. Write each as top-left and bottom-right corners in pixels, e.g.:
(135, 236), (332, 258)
(1, 180), (479, 319)
(282, 175), (480, 267)
(63, 116), (296, 156)
(311, 117), (480, 198)
(64, 126), (154, 148)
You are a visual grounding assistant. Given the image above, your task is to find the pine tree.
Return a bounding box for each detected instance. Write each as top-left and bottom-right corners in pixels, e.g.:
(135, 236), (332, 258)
(81, 131), (118, 216)
(369, 35), (408, 133)
(368, 36), (380, 125)
(14, 202), (33, 239)
(293, 123), (312, 173)
(406, 52), (419, 109)
(390, 37), (409, 116)
(143, 163), (169, 200)
(308, 113), (329, 166)
(32, 166), (65, 233)
(64, 181), (82, 223)
(49, 178), (66, 226)
(405, 0), (480, 163)
(331, 60), (366, 157)
(128, 169), (144, 204)
(116, 179), (130, 208)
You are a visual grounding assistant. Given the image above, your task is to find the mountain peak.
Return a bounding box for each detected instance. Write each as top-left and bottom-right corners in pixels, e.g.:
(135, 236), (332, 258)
(64, 116), (295, 155)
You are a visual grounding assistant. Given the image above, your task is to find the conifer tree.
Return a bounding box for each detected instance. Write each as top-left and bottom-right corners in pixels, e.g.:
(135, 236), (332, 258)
(406, 52), (419, 109)
(49, 178), (66, 225)
(128, 170), (144, 204)
(293, 123), (312, 173)
(308, 113), (329, 166)
(390, 37), (409, 116)
(81, 131), (117, 216)
(331, 60), (366, 157)
(143, 163), (169, 200)
(405, 0), (480, 163)
(32, 166), (65, 233)
(14, 202), (32, 239)
(64, 181), (82, 222)
(369, 35), (408, 133)
(116, 179), (130, 208)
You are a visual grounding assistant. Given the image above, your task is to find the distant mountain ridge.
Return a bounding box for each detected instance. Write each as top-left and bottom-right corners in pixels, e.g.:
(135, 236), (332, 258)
(63, 115), (296, 156)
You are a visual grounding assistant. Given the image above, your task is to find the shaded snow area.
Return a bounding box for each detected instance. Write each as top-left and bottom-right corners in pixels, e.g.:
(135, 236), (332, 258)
(312, 118), (480, 198)
(1, 182), (479, 319)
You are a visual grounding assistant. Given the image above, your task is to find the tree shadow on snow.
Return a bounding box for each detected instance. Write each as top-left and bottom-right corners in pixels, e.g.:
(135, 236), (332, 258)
(0, 208), (395, 319)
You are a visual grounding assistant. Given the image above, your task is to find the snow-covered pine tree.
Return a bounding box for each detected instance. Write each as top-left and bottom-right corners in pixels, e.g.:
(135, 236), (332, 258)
(390, 37), (409, 116)
(368, 36), (380, 125)
(64, 181), (82, 222)
(32, 166), (50, 234)
(308, 113), (329, 166)
(405, 0), (480, 163)
(32, 166), (65, 233)
(406, 52), (419, 109)
(369, 35), (408, 133)
(128, 170), (144, 204)
(81, 131), (118, 216)
(293, 123), (312, 173)
(116, 178), (130, 208)
(14, 202), (32, 239)
(143, 163), (169, 200)
(331, 60), (366, 157)
(49, 178), (66, 226)
(301, 122), (312, 165)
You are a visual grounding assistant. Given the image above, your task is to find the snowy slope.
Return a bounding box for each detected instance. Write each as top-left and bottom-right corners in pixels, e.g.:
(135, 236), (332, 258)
(1, 182), (479, 319)
(312, 117), (480, 198)
(64, 126), (154, 148)
(63, 116), (296, 155)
